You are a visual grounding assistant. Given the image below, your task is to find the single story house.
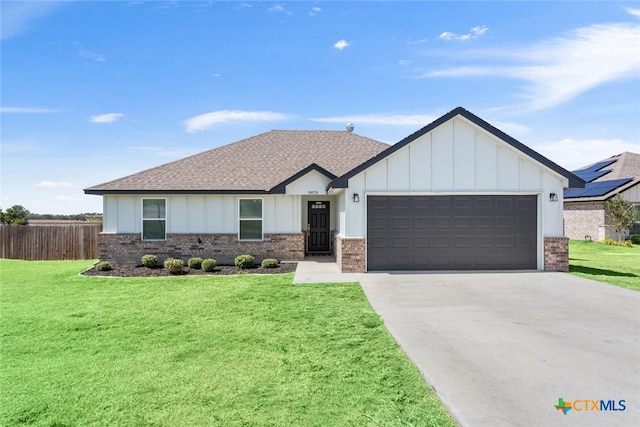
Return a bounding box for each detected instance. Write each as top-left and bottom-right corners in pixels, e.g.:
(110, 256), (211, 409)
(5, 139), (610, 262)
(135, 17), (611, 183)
(85, 107), (584, 272)
(563, 152), (640, 240)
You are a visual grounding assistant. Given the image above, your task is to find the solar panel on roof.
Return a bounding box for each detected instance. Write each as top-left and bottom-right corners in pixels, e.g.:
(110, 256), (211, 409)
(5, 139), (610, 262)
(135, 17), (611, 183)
(574, 169), (612, 182)
(572, 159), (617, 183)
(564, 178), (633, 199)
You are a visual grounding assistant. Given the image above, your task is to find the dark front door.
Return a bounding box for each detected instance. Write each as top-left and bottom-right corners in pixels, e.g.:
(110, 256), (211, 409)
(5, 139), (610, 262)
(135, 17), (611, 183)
(308, 201), (330, 253)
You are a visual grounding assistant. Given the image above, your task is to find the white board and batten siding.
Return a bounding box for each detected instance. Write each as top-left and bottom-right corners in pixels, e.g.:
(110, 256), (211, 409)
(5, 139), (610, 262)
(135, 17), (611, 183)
(621, 184), (640, 203)
(344, 116), (567, 238)
(102, 194), (302, 235)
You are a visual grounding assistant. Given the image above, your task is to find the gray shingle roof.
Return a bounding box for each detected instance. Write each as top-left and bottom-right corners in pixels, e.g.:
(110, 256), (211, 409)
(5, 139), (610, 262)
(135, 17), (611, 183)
(84, 130), (389, 194)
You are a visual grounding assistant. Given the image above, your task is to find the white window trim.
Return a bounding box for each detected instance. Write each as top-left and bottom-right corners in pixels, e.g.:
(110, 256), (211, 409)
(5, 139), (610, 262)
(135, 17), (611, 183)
(141, 197), (167, 241)
(238, 197), (264, 241)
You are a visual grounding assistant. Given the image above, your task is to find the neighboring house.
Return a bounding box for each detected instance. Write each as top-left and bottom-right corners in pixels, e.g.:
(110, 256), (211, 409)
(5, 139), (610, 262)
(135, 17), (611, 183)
(85, 107), (584, 272)
(563, 152), (640, 241)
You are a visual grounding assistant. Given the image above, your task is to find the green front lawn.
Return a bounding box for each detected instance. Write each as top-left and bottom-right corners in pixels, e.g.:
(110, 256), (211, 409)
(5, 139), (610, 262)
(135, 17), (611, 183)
(569, 240), (640, 291)
(0, 259), (454, 427)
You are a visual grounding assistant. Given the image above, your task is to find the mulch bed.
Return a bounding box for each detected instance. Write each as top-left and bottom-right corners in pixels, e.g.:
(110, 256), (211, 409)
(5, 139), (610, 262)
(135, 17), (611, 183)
(82, 263), (298, 277)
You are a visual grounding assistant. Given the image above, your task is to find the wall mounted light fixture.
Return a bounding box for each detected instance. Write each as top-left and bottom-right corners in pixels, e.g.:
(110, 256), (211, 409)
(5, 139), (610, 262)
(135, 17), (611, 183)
(549, 193), (558, 202)
(353, 193), (360, 203)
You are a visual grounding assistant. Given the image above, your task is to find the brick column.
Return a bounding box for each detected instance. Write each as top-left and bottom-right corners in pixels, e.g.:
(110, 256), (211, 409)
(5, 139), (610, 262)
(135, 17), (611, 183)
(335, 234), (366, 273)
(544, 237), (569, 271)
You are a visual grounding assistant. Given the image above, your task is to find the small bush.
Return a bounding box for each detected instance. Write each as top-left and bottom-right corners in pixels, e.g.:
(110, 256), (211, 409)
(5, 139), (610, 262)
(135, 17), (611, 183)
(188, 257), (204, 269)
(235, 254), (255, 269)
(201, 258), (217, 272)
(141, 254), (158, 268)
(630, 235), (640, 245)
(261, 258), (278, 268)
(603, 237), (633, 248)
(96, 261), (112, 271)
(164, 258), (185, 274)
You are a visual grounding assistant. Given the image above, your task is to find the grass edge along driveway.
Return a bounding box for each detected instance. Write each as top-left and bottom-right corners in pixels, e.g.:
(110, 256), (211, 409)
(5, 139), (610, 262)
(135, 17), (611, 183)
(569, 240), (640, 292)
(0, 259), (454, 427)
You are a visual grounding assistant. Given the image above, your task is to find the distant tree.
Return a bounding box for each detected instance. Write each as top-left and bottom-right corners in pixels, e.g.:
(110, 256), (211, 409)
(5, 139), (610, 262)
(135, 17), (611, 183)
(0, 205), (30, 225)
(26, 212), (103, 222)
(605, 195), (636, 241)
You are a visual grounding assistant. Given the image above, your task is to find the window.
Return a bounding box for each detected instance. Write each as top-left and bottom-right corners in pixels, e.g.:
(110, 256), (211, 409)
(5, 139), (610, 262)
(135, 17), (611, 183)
(239, 198), (262, 240)
(142, 199), (166, 240)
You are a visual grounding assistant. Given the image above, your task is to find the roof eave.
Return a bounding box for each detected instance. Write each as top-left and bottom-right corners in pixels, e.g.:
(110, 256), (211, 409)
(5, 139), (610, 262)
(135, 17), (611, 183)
(83, 189), (272, 196)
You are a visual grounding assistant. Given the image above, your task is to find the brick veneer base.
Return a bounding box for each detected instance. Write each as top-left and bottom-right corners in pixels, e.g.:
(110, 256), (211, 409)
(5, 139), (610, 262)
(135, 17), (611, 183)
(334, 234), (366, 273)
(99, 233), (305, 266)
(333, 234), (569, 272)
(544, 237), (569, 271)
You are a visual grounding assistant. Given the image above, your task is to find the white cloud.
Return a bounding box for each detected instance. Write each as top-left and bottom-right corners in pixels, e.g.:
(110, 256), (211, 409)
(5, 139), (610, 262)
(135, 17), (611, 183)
(36, 181), (73, 188)
(334, 39), (350, 50)
(1, 106), (59, 113)
(439, 25), (489, 41)
(311, 113), (437, 126)
(79, 48), (106, 62)
(398, 59), (411, 66)
(407, 38), (428, 44)
(0, 1), (65, 40)
(626, 7), (640, 18)
(310, 7), (321, 16)
(184, 110), (290, 132)
(89, 113), (124, 123)
(487, 120), (530, 139)
(533, 138), (640, 171)
(422, 22), (640, 111)
(268, 4), (291, 15)
(422, 66), (494, 78)
(238, 3), (253, 9)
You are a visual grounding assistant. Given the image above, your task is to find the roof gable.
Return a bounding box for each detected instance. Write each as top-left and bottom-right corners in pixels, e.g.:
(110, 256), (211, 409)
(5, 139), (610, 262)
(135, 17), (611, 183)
(85, 130), (388, 195)
(330, 107), (585, 189)
(270, 163), (336, 194)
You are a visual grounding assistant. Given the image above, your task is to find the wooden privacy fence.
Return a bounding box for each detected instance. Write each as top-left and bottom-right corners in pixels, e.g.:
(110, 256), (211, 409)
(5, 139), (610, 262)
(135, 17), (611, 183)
(0, 224), (102, 260)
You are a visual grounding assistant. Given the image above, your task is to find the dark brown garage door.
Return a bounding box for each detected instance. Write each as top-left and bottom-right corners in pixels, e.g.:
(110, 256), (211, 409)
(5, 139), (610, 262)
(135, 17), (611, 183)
(367, 195), (537, 270)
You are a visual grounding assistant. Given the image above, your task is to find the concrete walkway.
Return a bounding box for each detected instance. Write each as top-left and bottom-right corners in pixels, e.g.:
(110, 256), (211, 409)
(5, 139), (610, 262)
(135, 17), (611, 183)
(292, 256), (360, 284)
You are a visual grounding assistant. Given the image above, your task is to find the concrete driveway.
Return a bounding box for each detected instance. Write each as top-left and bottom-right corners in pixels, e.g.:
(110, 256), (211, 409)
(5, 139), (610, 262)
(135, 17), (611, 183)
(358, 272), (640, 427)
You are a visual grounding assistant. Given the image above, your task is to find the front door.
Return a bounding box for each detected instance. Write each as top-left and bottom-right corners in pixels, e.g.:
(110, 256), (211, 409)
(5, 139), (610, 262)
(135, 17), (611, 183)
(307, 201), (330, 253)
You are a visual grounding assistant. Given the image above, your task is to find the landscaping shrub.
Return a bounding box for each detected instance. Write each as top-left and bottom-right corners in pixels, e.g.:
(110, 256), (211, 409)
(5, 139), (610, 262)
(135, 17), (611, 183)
(141, 254), (158, 268)
(261, 258), (278, 268)
(201, 258), (217, 272)
(188, 257), (203, 269)
(163, 258), (184, 274)
(603, 237), (633, 248)
(95, 261), (112, 271)
(630, 235), (640, 245)
(234, 254), (255, 269)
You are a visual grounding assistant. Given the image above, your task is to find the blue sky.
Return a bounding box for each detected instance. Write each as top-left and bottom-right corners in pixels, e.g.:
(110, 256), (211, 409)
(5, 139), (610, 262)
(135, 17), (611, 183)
(1, 1), (639, 214)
